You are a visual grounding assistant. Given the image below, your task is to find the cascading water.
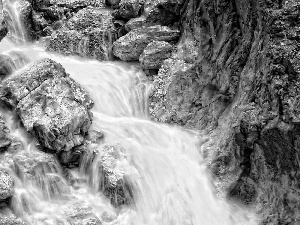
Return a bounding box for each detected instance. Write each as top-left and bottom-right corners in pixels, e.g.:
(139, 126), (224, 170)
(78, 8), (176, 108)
(0, 5), (258, 224)
(0, 39), (259, 225)
(2, 0), (29, 43)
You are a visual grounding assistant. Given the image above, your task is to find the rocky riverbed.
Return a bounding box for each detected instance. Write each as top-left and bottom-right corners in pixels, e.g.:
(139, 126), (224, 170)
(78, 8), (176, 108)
(0, 0), (298, 224)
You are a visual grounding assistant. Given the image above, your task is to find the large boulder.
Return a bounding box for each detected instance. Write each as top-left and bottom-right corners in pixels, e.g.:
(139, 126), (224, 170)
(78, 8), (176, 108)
(139, 40), (173, 70)
(0, 170), (14, 200)
(112, 25), (180, 61)
(46, 8), (117, 60)
(0, 58), (94, 152)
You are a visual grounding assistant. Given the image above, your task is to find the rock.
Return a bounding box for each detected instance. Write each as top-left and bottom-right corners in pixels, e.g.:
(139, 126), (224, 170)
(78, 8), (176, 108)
(124, 16), (146, 31)
(53, 0), (105, 9)
(107, 0), (120, 6)
(13, 150), (59, 180)
(46, 8), (117, 60)
(0, 114), (11, 152)
(113, 0), (144, 19)
(13, 150), (69, 198)
(59, 130), (104, 167)
(0, 58), (93, 152)
(148, 0), (300, 223)
(0, 215), (26, 225)
(0, 21), (7, 42)
(143, 0), (184, 26)
(0, 207), (26, 225)
(0, 58), (66, 107)
(87, 143), (133, 207)
(0, 51), (30, 79)
(60, 201), (101, 225)
(139, 40), (173, 70)
(0, 170), (13, 200)
(31, 10), (49, 37)
(112, 25), (180, 61)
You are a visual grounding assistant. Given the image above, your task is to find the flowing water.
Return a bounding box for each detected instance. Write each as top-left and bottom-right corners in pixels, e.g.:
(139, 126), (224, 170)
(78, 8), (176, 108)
(0, 27), (258, 225)
(3, 0), (29, 43)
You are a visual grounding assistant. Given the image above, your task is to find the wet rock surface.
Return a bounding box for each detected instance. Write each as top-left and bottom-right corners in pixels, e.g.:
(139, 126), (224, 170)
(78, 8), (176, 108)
(113, 25), (180, 61)
(0, 58), (93, 152)
(46, 8), (117, 60)
(146, 0), (300, 223)
(139, 40), (173, 71)
(112, 0), (144, 19)
(0, 170), (14, 200)
(60, 201), (102, 225)
(82, 143), (133, 207)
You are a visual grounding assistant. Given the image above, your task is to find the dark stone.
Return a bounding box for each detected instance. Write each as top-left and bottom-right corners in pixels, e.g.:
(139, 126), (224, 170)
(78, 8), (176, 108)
(112, 25), (180, 61)
(139, 40), (173, 70)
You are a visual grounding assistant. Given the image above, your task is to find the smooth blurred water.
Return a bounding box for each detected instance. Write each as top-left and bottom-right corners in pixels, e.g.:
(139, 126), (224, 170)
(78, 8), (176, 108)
(0, 38), (258, 225)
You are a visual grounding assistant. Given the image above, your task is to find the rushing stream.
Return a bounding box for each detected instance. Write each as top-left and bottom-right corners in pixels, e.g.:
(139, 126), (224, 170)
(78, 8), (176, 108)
(0, 3), (258, 223)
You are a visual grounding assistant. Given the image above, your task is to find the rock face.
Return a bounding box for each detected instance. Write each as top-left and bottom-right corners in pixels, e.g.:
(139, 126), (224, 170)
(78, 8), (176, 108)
(147, 0), (300, 223)
(139, 40), (173, 70)
(0, 58), (93, 152)
(0, 170), (13, 200)
(113, 25), (180, 61)
(46, 8), (117, 60)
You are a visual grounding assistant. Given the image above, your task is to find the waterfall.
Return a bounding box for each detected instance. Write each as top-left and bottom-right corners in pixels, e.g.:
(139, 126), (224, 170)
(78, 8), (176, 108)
(3, 0), (29, 43)
(0, 1), (258, 224)
(0, 40), (258, 225)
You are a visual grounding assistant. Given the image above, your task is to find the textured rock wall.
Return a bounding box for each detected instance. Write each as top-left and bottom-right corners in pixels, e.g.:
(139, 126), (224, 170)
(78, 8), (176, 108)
(149, 0), (300, 224)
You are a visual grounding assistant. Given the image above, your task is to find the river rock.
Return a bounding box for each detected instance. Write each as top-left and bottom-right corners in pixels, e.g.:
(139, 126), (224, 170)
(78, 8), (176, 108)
(59, 130), (104, 167)
(95, 144), (133, 207)
(107, 0), (121, 6)
(13, 151), (59, 180)
(124, 16), (146, 31)
(112, 0), (144, 19)
(112, 25), (180, 61)
(81, 143), (133, 207)
(143, 0), (183, 26)
(0, 115), (11, 152)
(13, 150), (69, 197)
(139, 40), (173, 70)
(60, 201), (102, 225)
(31, 10), (49, 37)
(0, 215), (26, 225)
(0, 21), (7, 43)
(0, 58), (93, 152)
(46, 8), (117, 60)
(0, 170), (13, 200)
